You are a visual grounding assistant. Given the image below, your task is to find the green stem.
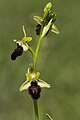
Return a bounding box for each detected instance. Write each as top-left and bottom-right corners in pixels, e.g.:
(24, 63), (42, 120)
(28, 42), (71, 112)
(33, 35), (42, 70)
(32, 26), (43, 120)
(28, 46), (35, 58)
(33, 100), (39, 120)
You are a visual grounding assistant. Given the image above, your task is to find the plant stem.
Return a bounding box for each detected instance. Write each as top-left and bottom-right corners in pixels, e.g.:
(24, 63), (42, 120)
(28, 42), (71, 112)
(33, 100), (39, 120)
(28, 46), (35, 58)
(33, 26), (43, 120)
(33, 35), (42, 70)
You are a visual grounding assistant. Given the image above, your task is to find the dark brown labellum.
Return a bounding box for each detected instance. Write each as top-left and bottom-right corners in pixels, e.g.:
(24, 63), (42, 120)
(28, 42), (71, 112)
(28, 81), (41, 100)
(11, 49), (17, 60)
(17, 46), (23, 56)
(11, 45), (23, 60)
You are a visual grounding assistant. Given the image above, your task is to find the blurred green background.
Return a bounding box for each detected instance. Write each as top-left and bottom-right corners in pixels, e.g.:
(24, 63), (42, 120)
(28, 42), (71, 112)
(0, 0), (80, 120)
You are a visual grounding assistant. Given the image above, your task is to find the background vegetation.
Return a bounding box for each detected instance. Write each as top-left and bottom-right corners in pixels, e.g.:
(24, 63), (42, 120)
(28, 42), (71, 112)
(0, 0), (80, 120)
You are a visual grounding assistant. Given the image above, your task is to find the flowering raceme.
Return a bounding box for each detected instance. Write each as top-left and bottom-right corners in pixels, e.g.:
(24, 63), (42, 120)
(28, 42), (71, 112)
(10, 2), (60, 120)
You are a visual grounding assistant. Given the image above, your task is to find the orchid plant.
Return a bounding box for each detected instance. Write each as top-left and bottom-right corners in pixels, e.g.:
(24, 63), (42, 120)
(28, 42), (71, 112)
(11, 2), (59, 120)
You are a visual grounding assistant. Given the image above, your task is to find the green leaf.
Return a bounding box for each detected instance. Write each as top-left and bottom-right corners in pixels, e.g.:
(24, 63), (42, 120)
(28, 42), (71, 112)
(46, 113), (53, 120)
(19, 80), (30, 91)
(38, 79), (50, 88)
(51, 24), (60, 34)
(33, 16), (43, 25)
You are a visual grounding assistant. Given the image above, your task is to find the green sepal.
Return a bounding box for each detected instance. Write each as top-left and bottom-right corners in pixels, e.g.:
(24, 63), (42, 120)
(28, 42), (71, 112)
(19, 80), (30, 91)
(35, 72), (40, 79)
(41, 19), (53, 38)
(51, 24), (60, 34)
(22, 37), (32, 43)
(33, 16), (43, 25)
(38, 79), (50, 88)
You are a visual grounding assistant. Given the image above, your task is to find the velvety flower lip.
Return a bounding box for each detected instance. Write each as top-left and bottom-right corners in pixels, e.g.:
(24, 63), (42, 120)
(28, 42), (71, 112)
(11, 48), (18, 60)
(16, 45), (23, 56)
(11, 44), (23, 60)
(28, 80), (41, 100)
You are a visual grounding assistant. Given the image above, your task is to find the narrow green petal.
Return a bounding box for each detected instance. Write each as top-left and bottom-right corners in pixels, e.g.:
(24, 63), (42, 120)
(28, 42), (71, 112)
(35, 72), (40, 79)
(51, 24), (60, 34)
(33, 16), (43, 25)
(26, 73), (32, 81)
(38, 79), (51, 88)
(19, 80), (30, 91)
(22, 25), (27, 37)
